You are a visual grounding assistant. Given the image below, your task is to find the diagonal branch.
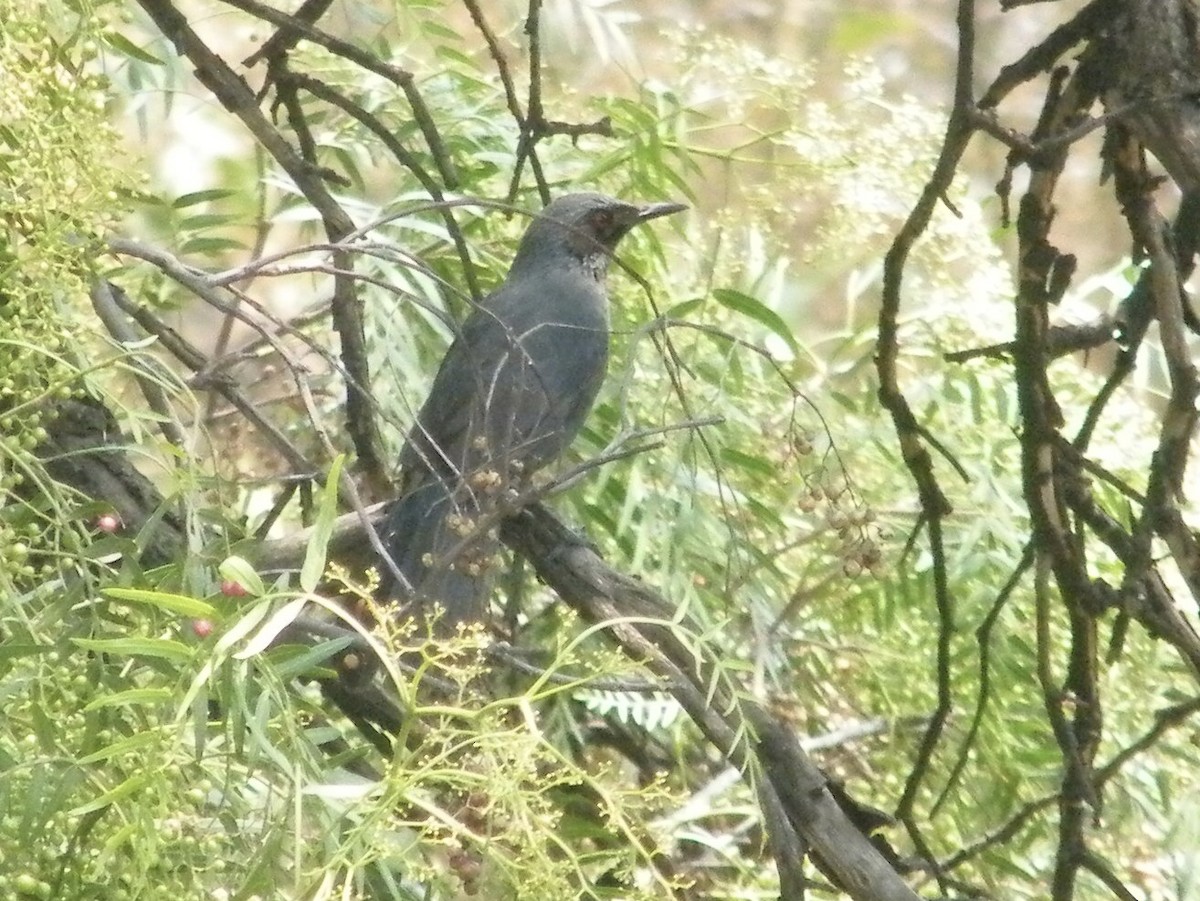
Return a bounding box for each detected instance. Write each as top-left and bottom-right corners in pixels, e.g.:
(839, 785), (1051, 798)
(498, 504), (920, 901)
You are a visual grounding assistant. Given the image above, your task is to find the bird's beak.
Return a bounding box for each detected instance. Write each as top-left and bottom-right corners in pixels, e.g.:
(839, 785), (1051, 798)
(636, 201), (688, 222)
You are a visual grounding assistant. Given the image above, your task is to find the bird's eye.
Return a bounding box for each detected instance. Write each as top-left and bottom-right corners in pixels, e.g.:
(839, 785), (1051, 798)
(589, 209), (614, 232)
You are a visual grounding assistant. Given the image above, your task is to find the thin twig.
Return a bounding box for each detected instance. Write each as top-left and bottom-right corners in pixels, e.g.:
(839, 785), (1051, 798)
(878, 5), (976, 872)
(89, 280), (187, 449)
(105, 282), (319, 476)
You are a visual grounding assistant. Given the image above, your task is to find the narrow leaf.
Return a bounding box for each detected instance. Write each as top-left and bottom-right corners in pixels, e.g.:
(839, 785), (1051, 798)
(100, 30), (164, 65)
(69, 773), (155, 817)
(72, 636), (193, 663)
(83, 687), (174, 711)
(272, 635), (356, 681)
(103, 587), (216, 618)
(234, 597), (308, 660)
(712, 287), (798, 352)
(301, 456), (344, 592)
(78, 732), (161, 764)
(172, 188), (236, 208)
(219, 555), (265, 596)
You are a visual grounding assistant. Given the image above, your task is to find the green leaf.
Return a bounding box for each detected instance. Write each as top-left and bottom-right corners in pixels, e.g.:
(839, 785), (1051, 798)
(180, 212), (235, 230)
(301, 456), (344, 592)
(712, 287), (798, 353)
(103, 587), (216, 618)
(69, 773), (156, 817)
(720, 447), (779, 480)
(666, 298), (704, 319)
(172, 188), (236, 208)
(271, 635), (357, 681)
(72, 637), (193, 663)
(423, 21), (464, 42)
(77, 731), (162, 764)
(83, 687), (174, 711)
(234, 597), (308, 660)
(219, 555), (265, 596)
(436, 45), (476, 68)
(100, 30), (164, 65)
(180, 236), (246, 254)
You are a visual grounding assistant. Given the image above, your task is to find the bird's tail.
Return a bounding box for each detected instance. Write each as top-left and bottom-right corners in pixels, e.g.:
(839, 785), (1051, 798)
(381, 478), (495, 628)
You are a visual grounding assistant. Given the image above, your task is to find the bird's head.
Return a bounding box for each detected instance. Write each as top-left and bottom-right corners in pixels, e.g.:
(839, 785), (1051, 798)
(508, 192), (687, 281)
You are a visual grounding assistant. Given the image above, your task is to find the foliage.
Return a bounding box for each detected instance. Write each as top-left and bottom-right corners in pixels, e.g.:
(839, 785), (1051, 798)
(0, 0), (135, 591)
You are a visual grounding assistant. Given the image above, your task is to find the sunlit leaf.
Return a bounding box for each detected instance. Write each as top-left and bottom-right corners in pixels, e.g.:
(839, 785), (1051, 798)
(102, 588), (216, 619)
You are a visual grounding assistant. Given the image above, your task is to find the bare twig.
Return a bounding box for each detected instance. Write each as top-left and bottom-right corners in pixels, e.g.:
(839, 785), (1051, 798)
(877, 3), (975, 870)
(281, 70), (481, 301)
(136, 0), (387, 489)
(104, 281), (319, 477)
(89, 280), (187, 450)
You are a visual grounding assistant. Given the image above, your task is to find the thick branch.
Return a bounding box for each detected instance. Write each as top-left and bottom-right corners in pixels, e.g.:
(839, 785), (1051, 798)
(1104, 0), (1200, 190)
(498, 505), (919, 901)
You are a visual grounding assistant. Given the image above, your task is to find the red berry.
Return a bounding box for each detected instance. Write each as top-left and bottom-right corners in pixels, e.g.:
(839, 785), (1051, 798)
(220, 579), (249, 597)
(95, 513), (121, 533)
(191, 619), (214, 638)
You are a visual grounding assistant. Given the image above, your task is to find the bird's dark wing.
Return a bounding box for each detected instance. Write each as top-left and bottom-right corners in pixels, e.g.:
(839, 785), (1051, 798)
(398, 274), (608, 486)
(396, 302), (501, 481)
(510, 310), (609, 464)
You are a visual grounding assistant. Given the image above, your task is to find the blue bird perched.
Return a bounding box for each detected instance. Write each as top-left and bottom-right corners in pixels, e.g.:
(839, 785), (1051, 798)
(382, 192), (686, 628)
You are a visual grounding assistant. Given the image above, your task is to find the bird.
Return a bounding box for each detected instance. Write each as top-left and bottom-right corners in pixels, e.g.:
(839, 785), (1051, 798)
(382, 192), (686, 629)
